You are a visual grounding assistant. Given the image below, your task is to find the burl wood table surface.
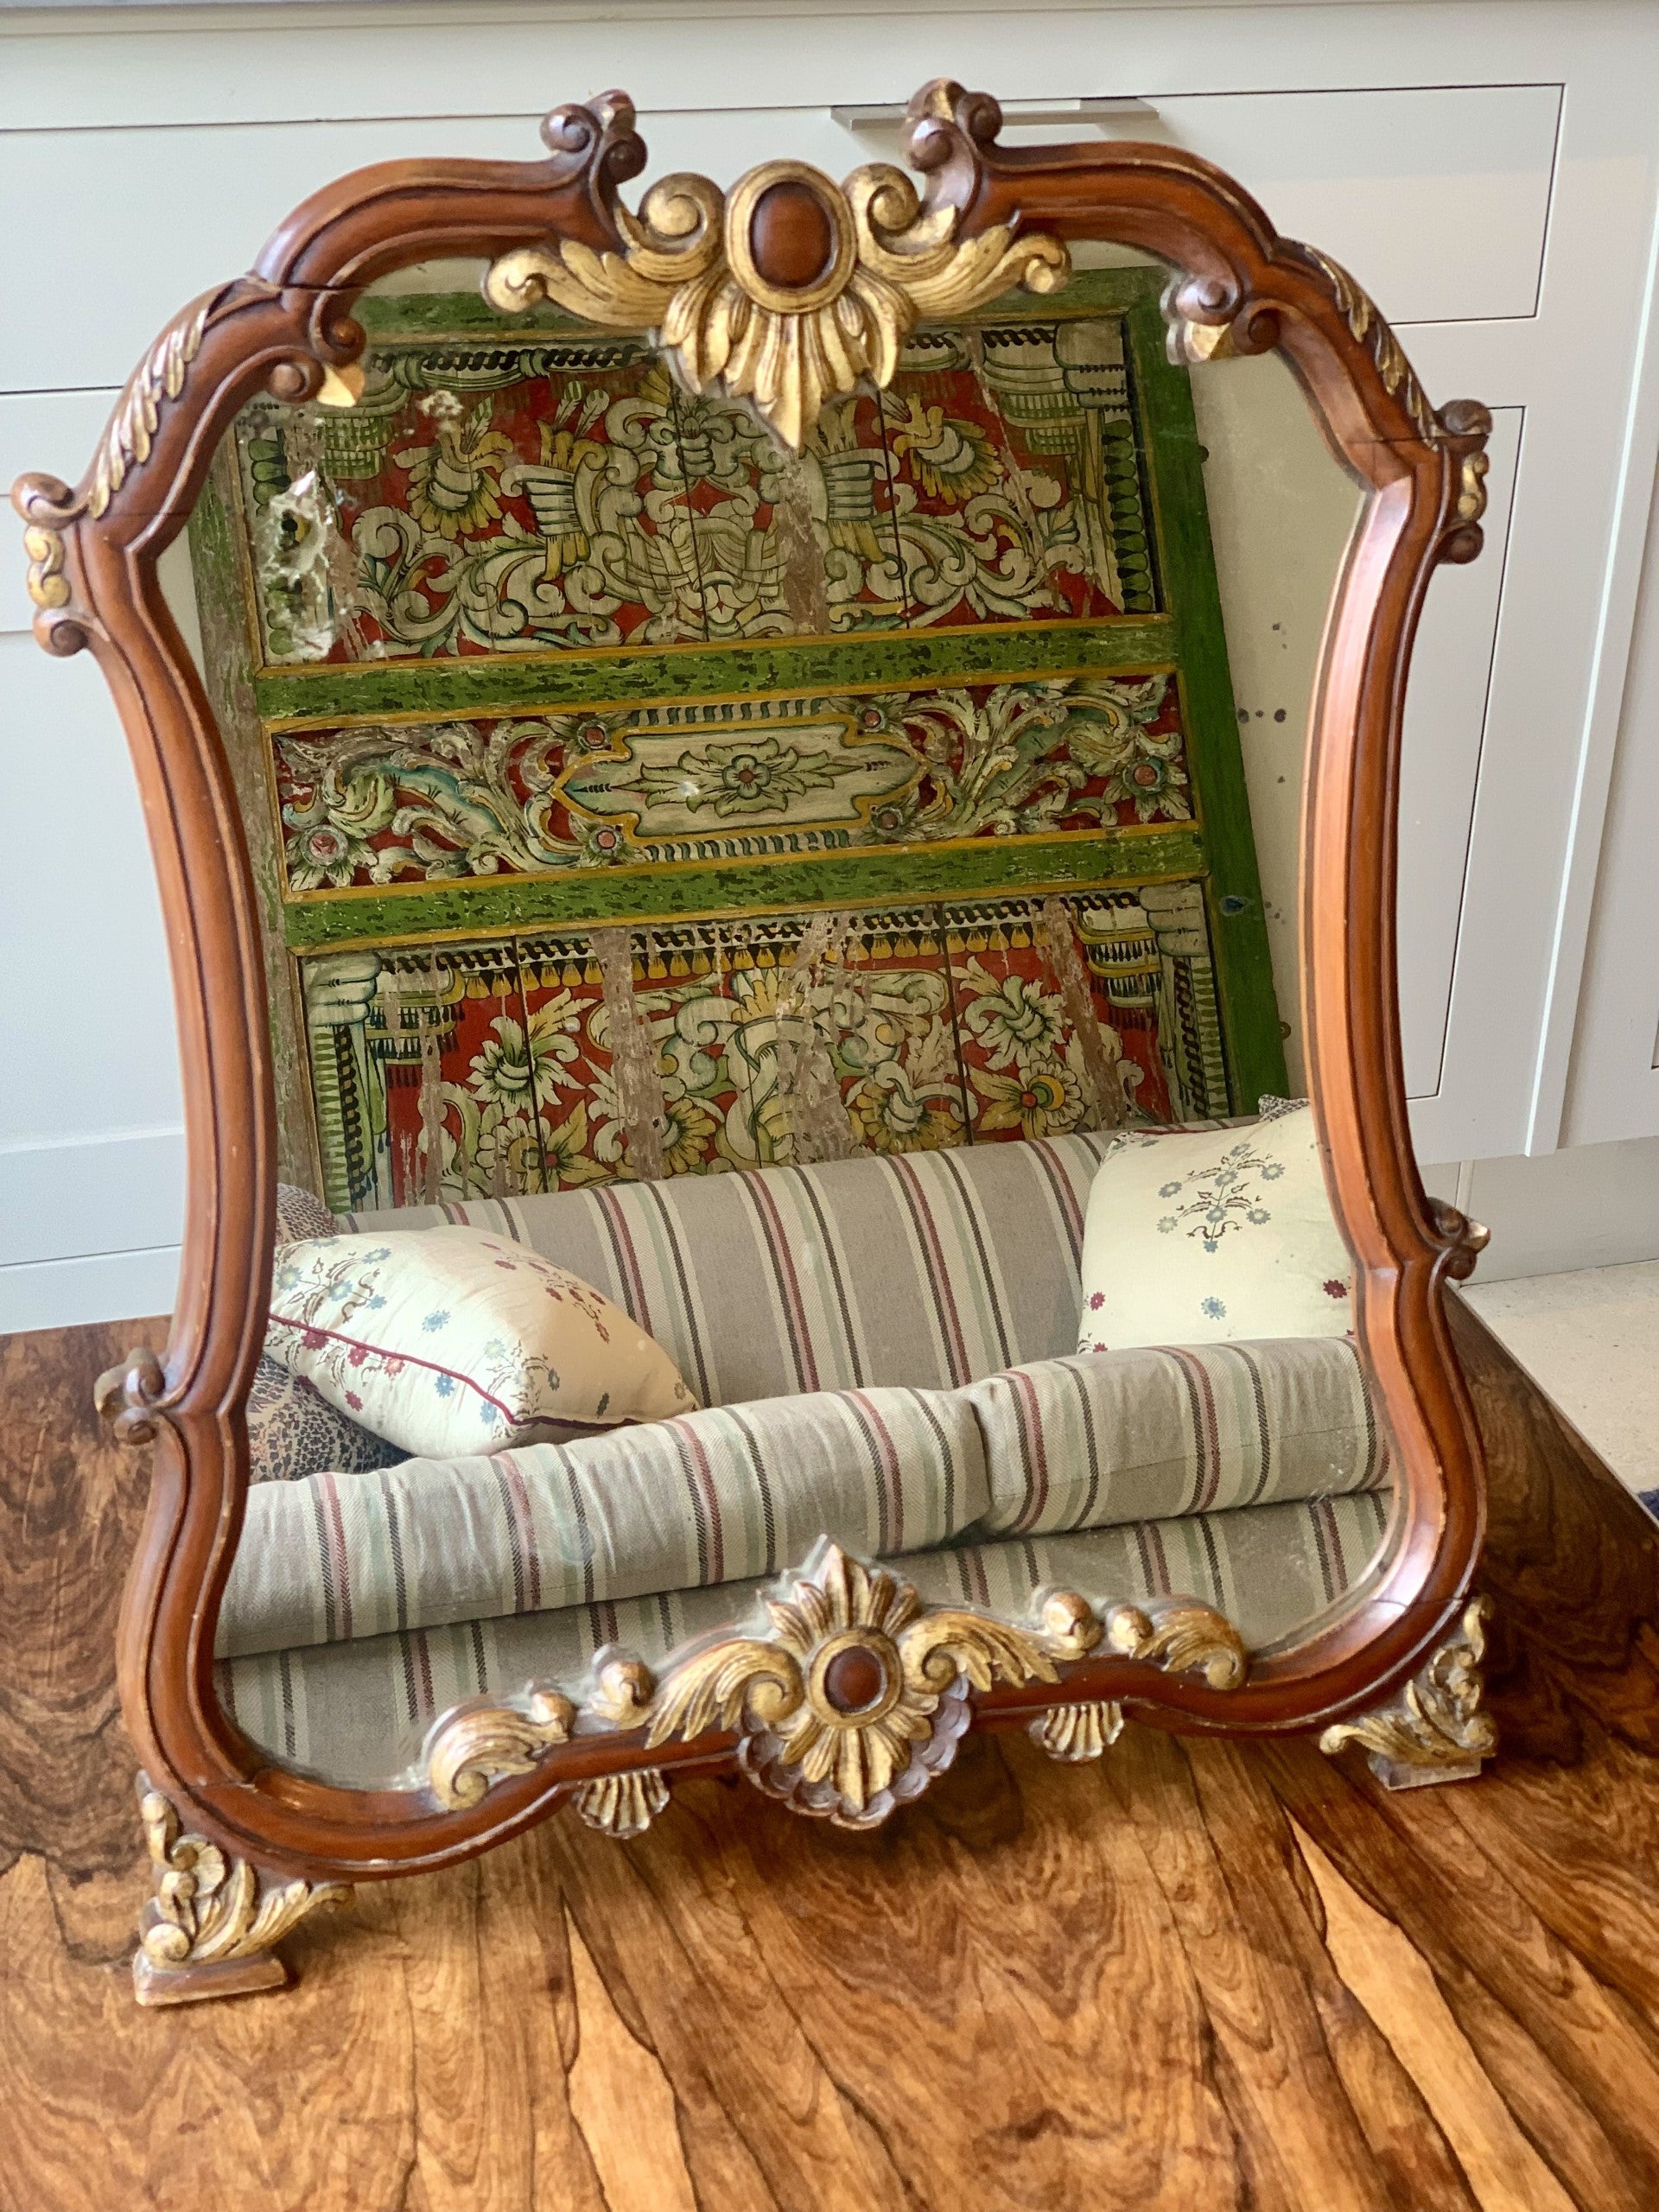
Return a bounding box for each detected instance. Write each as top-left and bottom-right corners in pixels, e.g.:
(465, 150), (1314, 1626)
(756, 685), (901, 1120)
(1, 1296), (1655, 2212)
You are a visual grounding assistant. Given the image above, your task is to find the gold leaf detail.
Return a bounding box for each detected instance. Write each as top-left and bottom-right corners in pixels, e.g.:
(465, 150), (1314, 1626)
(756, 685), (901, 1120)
(588, 1656), (657, 1730)
(643, 1541), (1078, 1827)
(1300, 246), (1440, 445)
(1319, 1598), (1497, 1772)
(1457, 450), (1491, 524)
(484, 172), (723, 339)
(90, 291), (220, 518)
(137, 1788), (348, 1973)
(575, 1768), (670, 1839)
(426, 1686), (576, 1809)
(22, 522), (69, 610)
(486, 158), (1067, 450)
(1105, 1600), (1249, 1690)
(1035, 1587), (1104, 1661)
(1030, 1701), (1123, 1763)
(643, 1637), (805, 1750)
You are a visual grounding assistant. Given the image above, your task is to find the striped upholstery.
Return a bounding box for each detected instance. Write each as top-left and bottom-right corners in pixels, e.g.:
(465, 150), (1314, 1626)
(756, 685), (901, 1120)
(218, 1335), (1385, 1662)
(219, 1382), (988, 1661)
(222, 1135), (1402, 1793)
(348, 1129), (1126, 1405)
(969, 1335), (1387, 1535)
(218, 1489), (1397, 1788)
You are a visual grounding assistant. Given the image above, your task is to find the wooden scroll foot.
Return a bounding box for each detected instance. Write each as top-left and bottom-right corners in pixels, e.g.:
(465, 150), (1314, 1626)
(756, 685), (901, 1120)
(1318, 1598), (1497, 1788)
(130, 1777), (350, 2008)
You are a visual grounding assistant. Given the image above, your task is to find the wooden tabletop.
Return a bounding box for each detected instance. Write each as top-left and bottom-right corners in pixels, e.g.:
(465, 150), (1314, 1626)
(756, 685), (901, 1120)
(2, 1294), (1655, 2212)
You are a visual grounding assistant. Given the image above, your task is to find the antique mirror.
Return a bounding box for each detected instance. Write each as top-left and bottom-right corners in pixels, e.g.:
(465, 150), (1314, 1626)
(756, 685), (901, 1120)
(16, 85), (1494, 2005)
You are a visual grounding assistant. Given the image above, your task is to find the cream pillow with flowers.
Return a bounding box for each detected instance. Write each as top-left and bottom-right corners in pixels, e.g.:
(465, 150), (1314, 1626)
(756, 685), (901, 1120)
(267, 1227), (696, 1459)
(1077, 1102), (1353, 1350)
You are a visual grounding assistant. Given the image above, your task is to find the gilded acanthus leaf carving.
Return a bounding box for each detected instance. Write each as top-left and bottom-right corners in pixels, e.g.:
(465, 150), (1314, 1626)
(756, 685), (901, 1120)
(486, 156), (1068, 450)
(411, 1552), (1246, 1829)
(1105, 1600), (1249, 1690)
(426, 1686), (577, 1809)
(1319, 1597), (1497, 1776)
(90, 289), (222, 518)
(136, 1786), (349, 1977)
(642, 1541), (1069, 1826)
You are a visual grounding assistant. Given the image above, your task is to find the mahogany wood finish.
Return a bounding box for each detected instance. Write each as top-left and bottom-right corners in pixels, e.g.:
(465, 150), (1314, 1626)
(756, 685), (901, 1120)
(3, 1302), (1656, 2209)
(748, 178), (838, 287)
(10, 85), (1493, 1885)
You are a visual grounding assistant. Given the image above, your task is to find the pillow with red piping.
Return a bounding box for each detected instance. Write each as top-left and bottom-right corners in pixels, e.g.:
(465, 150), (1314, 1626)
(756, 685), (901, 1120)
(266, 1226), (696, 1459)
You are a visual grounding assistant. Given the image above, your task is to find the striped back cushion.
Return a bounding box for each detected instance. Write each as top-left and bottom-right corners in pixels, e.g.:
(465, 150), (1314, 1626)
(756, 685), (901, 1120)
(348, 1130), (1123, 1406)
(219, 1381), (989, 1660)
(966, 1335), (1388, 1536)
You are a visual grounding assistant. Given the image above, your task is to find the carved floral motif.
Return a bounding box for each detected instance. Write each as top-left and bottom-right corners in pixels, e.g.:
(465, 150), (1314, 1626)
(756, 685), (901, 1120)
(271, 675), (1185, 893)
(639, 1541), (1245, 1827)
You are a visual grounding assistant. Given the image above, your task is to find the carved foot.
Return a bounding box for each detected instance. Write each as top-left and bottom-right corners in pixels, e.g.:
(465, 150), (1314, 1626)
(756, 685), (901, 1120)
(1318, 1598), (1497, 1789)
(131, 1779), (350, 2008)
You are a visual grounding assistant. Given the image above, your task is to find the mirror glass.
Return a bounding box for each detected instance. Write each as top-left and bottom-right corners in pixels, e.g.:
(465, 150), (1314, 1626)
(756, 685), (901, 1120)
(165, 233), (1388, 1792)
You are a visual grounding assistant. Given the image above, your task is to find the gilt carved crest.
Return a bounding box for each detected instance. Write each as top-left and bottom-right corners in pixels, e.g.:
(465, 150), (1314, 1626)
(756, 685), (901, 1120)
(485, 93), (1070, 449)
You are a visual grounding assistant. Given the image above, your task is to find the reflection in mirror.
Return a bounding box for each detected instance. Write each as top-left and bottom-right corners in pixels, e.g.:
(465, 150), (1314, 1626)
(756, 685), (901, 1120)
(172, 249), (1389, 1802)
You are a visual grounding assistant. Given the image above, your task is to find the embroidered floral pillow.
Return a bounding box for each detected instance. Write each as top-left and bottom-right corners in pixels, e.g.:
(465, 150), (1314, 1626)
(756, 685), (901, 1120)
(267, 1227), (696, 1459)
(1077, 1103), (1353, 1350)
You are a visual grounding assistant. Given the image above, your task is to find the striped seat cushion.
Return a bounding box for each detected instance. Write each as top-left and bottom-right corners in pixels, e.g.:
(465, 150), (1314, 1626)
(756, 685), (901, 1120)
(219, 1381), (989, 1660)
(217, 1488), (1397, 1789)
(348, 1129), (1126, 1404)
(967, 1335), (1387, 1535)
(218, 1334), (1384, 1661)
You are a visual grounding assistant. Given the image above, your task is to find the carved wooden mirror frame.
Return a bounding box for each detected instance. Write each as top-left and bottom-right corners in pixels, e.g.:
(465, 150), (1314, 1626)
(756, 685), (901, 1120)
(15, 82), (1496, 2002)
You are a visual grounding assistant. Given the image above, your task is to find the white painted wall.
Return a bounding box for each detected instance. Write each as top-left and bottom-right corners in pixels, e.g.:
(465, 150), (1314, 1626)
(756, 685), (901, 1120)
(5, 0), (1659, 1327)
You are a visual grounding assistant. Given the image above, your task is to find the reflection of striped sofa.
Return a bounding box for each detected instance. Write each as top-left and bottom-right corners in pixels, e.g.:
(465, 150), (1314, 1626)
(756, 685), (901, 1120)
(219, 1133), (1395, 1786)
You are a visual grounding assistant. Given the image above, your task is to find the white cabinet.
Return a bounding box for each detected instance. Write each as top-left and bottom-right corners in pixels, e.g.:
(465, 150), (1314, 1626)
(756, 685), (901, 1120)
(3, 0), (1659, 1322)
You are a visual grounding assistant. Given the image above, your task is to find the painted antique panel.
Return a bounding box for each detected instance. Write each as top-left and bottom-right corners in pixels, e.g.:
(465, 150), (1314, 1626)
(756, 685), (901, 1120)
(238, 338), (708, 663)
(228, 304), (1162, 665)
(883, 320), (1156, 628)
(194, 267), (1288, 1203)
(268, 671), (1189, 894)
(302, 937), (535, 1210)
(298, 887), (1230, 1211)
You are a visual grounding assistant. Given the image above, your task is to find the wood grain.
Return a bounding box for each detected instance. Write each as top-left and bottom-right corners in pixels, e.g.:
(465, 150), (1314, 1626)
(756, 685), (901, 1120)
(1, 1294), (1656, 2209)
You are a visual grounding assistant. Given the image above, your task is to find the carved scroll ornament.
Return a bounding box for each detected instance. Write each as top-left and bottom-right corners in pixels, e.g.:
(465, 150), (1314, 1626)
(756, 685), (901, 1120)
(1319, 1596), (1497, 1775)
(423, 1542), (1249, 1833)
(135, 1784), (349, 1999)
(486, 104), (1070, 449)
